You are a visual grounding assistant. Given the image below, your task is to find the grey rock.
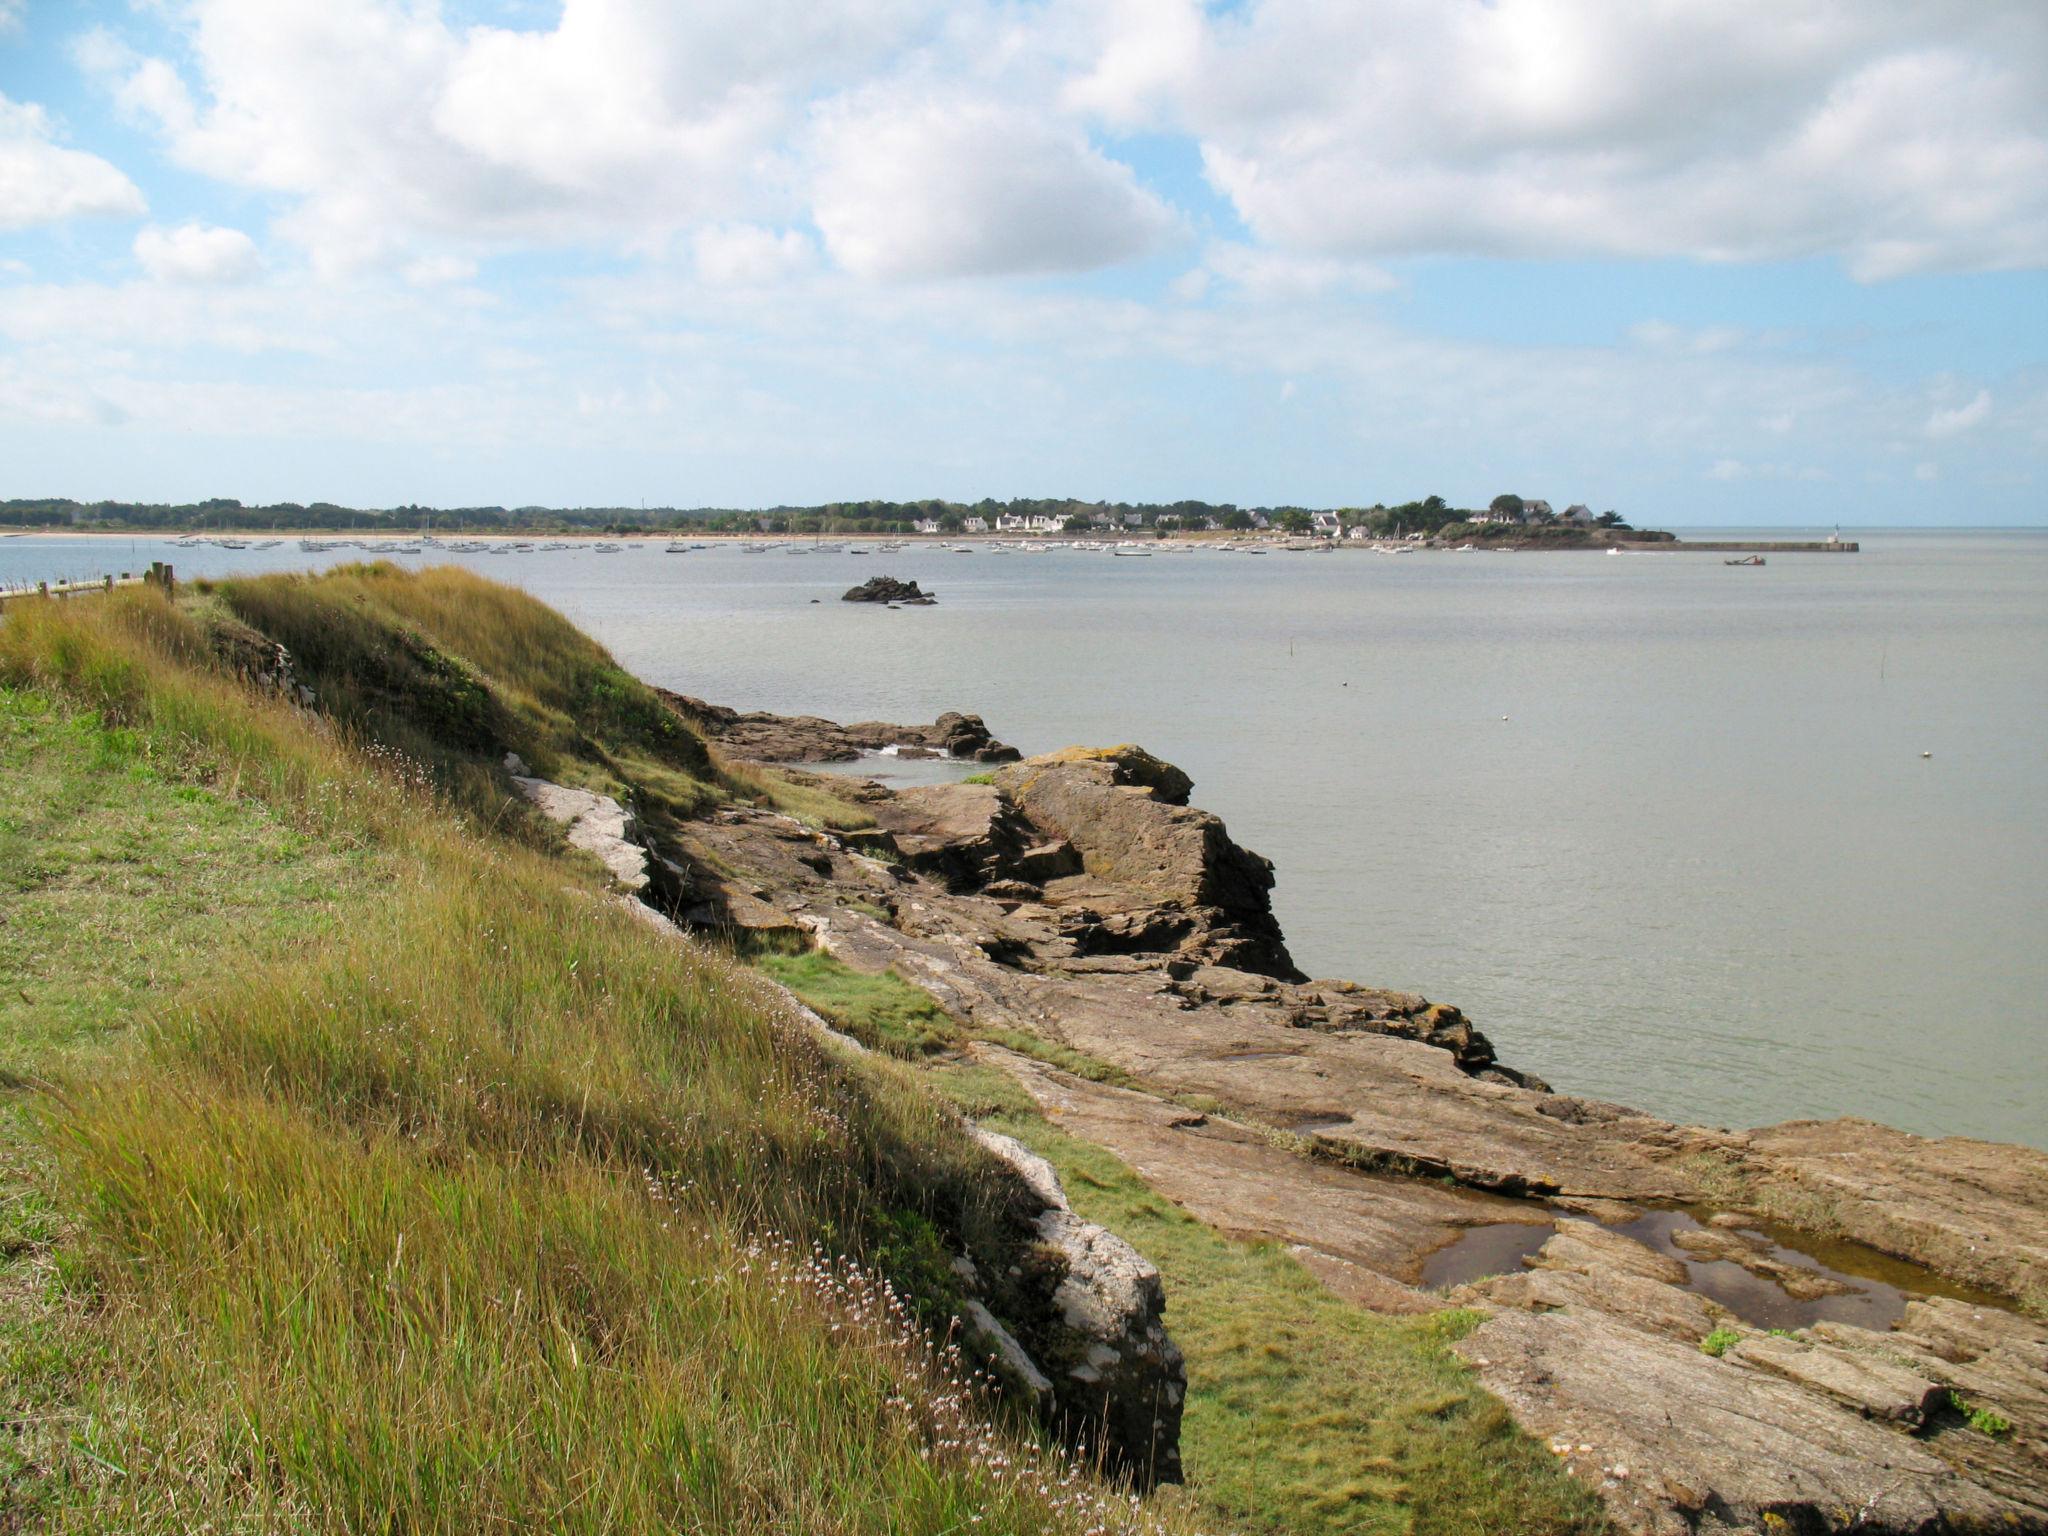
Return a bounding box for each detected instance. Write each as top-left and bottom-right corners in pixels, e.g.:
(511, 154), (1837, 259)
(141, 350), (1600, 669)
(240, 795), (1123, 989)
(512, 776), (649, 892)
(972, 1127), (1186, 1487)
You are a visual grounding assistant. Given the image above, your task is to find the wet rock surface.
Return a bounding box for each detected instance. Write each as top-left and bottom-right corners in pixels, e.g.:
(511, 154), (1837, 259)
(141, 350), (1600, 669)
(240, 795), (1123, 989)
(1454, 1229), (2048, 1534)
(651, 721), (2048, 1534)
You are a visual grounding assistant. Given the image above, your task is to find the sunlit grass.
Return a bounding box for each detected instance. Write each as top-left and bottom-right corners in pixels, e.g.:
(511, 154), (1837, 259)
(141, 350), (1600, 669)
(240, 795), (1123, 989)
(986, 1118), (1611, 1536)
(0, 587), (1192, 1534)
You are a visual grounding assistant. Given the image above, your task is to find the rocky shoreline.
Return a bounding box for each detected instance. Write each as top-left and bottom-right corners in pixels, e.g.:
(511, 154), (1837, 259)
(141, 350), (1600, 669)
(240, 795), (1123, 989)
(534, 699), (2047, 1533)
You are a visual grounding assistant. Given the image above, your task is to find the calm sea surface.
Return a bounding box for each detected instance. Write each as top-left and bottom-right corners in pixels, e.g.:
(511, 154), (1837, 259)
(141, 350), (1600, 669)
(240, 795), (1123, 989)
(7, 529), (2044, 1148)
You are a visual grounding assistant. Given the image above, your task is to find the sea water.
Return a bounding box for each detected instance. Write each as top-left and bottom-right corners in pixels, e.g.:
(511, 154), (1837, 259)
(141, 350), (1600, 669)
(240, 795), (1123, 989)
(6, 528), (2042, 1147)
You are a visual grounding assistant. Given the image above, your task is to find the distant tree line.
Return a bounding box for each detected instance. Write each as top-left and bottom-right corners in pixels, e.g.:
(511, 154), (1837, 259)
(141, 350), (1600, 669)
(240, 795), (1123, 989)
(1, 493), (1656, 538)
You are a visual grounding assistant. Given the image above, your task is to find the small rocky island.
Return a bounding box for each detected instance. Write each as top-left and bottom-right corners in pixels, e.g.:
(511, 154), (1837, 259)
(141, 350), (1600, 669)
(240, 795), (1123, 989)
(842, 574), (933, 604)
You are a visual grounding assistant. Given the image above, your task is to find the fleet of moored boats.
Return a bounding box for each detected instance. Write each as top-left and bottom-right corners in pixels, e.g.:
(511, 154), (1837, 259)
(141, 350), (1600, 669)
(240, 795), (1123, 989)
(148, 534), (1679, 560)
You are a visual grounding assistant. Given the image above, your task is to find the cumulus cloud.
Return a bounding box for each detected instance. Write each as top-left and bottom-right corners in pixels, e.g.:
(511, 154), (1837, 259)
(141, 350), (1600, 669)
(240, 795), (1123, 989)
(810, 93), (1174, 280)
(1080, 0), (2048, 279)
(0, 93), (147, 231)
(134, 221), (261, 283)
(76, 0), (947, 269)
(1925, 389), (1992, 438)
(79, 0), (2048, 284)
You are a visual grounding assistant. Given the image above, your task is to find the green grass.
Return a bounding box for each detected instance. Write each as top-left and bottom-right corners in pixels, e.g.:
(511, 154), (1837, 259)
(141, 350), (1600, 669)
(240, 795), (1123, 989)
(1699, 1328), (1742, 1358)
(0, 689), (396, 1078)
(985, 1116), (1609, 1536)
(1948, 1391), (2014, 1437)
(0, 585), (1186, 1535)
(755, 963), (1604, 1533)
(759, 949), (1135, 1086)
(756, 951), (960, 1057)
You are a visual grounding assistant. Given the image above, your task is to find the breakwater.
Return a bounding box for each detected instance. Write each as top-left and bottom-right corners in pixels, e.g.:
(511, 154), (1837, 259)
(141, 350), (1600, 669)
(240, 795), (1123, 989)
(1627, 539), (1859, 552)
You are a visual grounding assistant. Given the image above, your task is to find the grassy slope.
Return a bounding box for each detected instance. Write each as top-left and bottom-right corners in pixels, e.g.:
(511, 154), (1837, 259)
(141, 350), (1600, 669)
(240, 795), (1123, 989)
(763, 953), (1610, 1536)
(0, 579), (1175, 1534)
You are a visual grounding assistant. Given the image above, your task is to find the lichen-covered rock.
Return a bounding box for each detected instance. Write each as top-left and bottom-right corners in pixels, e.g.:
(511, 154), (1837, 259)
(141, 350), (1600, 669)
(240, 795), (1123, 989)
(512, 776), (649, 892)
(971, 1127), (1186, 1487)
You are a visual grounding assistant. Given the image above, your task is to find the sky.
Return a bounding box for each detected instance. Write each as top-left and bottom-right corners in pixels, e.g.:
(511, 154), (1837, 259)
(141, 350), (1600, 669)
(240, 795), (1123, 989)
(1, 0), (2044, 523)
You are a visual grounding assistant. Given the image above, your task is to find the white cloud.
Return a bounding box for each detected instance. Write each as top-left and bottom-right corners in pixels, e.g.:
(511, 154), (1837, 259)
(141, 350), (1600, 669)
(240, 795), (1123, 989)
(1925, 389), (1992, 438)
(0, 0), (24, 36)
(0, 92), (147, 231)
(134, 221), (261, 283)
(403, 254), (479, 286)
(78, 0), (944, 269)
(810, 93), (1174, 280)
(1915, 461), (1940, 481)
(1082, 0), (2048, 279)
(692, 223), (814, 286)
(1708, 458), (1747, 481)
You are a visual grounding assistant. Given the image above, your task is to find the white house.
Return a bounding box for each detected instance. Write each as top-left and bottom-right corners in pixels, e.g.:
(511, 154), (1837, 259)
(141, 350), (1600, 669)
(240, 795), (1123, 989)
(1522, 499), (1555, 520)
(913, 518), (943, 534)
(962, 516), (988, 533)
(1311, 511), (1342, 536)
(1470, 508), (1518, 525)
(1562, 503), (1594, 524)
(1122, 512), (1146, 528)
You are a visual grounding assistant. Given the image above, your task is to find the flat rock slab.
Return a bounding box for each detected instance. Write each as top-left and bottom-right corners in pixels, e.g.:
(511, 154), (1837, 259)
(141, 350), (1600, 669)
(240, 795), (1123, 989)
(1456, 1307), (2024, 1535)
(1460, 1229), (2048, 1533)
(641, 742), (2048, 1534)
(979, 1045), (1532, 1309)
(1735, 1118), (2048, 1303)
(1727, 1335), (1942, 1424)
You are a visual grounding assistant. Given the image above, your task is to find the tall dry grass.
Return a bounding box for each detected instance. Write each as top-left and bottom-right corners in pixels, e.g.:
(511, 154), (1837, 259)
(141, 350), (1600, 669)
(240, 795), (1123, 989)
(1, 585), (1191, 1534)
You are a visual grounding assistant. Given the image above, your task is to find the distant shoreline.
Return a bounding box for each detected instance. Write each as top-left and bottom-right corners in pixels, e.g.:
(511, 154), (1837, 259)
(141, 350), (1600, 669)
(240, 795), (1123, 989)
(2, 529), (1859, 552)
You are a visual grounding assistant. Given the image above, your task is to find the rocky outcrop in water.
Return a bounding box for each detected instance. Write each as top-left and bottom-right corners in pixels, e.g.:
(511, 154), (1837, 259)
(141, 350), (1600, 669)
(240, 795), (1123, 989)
(990, 747), (1297, 980)
(648, 721), (2048, 1533)
(842, 574), (933, 604)
(660, 692), (1019, 764)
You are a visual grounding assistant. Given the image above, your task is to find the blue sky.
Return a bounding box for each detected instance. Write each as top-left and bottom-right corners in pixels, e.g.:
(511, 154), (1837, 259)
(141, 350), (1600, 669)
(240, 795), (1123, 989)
(1, 0), (2044, 523)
